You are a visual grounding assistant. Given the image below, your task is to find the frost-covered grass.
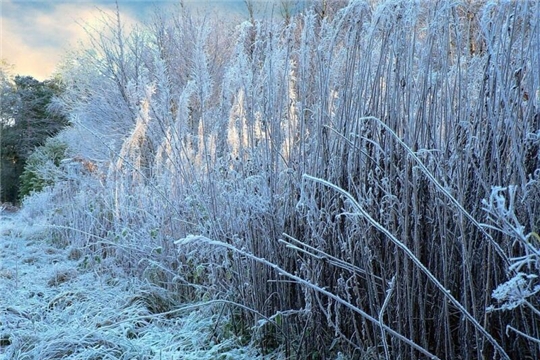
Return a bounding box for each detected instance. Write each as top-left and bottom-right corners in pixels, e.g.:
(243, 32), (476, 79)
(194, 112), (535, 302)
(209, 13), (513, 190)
(0, 212), (278, 359)
(17, 0), (540, 358)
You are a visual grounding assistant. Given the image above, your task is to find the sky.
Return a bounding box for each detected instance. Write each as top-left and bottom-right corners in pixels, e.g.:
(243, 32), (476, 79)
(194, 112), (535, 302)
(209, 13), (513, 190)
(0, 0), (256, 81)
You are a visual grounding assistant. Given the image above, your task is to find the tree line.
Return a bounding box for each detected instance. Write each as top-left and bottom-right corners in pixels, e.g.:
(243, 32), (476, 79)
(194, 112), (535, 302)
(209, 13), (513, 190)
(0, 65), (68, 204)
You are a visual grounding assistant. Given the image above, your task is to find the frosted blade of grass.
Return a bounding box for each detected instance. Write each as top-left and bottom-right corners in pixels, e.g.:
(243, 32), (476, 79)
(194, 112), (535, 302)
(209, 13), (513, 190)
(279, 233), (382, 281)
(356, 116), (509, 266)
(176, 235), (441, 360)
(506, 325), (540, 346)
(302, 174), (511, 360)
(379, 275), (396, 360)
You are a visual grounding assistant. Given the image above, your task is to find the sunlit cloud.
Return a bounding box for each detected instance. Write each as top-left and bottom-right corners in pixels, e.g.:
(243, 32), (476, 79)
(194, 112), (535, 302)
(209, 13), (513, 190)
(0, 0), (285, 80)
(1, 1), (150, 80)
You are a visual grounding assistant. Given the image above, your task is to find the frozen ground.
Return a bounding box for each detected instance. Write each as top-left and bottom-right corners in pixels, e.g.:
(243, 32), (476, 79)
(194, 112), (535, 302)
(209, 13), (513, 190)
(0, 211), (268, 359)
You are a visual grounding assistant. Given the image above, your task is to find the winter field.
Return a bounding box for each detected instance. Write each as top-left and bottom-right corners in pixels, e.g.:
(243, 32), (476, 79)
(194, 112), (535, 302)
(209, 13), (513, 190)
(0, 209), (272, 359)
(2, 0), (540, 359)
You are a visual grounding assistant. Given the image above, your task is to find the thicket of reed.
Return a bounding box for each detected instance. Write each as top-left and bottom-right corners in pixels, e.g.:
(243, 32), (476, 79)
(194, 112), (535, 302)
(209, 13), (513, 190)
(39, 1), (540, 358)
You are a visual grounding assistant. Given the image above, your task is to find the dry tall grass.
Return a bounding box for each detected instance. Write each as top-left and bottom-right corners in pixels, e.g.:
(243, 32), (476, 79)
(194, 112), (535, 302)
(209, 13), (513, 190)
(43, 1), (540, 358)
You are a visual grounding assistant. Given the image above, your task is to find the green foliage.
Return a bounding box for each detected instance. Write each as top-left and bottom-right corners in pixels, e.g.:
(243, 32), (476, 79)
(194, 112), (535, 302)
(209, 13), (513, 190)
(19, 139), (67, 199)
(0, 73), (68, 203)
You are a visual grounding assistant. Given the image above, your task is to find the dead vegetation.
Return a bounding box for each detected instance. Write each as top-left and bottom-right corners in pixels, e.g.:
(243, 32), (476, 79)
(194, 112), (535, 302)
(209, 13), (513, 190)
(14, 0), (540, 358)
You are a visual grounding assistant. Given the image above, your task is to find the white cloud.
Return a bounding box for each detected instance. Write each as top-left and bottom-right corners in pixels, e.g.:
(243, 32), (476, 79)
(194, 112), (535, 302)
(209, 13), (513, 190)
(1, 1), (141, 80)
(0, 0), (276, 80)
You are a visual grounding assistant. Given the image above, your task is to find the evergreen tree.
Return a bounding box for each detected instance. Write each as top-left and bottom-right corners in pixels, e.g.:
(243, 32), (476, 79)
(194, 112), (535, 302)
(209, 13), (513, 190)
(0, 74), (68, 203)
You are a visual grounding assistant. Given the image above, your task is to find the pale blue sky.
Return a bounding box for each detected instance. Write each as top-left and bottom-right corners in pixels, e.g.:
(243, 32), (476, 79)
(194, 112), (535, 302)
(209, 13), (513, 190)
(0, 0), (278, 80)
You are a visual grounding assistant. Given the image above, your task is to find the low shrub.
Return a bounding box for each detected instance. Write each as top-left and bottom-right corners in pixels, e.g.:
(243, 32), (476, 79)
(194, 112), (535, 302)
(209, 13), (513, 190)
(19, 138), (67, 200)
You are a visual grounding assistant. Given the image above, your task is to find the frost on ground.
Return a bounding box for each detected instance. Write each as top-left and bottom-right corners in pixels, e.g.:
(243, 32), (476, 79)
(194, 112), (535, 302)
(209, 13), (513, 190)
(0, 211), (269, 360)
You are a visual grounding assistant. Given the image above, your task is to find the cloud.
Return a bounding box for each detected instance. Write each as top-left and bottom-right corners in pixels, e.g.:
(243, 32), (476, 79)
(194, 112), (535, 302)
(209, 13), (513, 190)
(1, 0), (144, 80)
(0, 0), (282, 80)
